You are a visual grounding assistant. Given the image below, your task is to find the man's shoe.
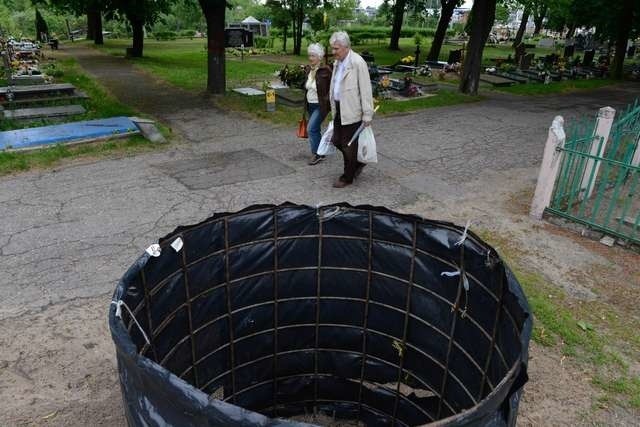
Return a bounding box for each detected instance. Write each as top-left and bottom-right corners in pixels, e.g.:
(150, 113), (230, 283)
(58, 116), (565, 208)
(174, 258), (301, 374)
(308, 155), (325, 165)
(333, 179), (350, 188)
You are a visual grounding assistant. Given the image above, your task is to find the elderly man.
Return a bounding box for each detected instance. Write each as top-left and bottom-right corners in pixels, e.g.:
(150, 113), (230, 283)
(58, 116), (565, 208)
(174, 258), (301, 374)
(329, 31), (374, 188)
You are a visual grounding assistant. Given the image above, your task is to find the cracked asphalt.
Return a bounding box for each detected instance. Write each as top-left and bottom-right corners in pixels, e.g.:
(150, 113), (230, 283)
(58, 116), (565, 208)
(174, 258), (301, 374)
(1, 43), (639, 425)
(2, 45), (637, 319)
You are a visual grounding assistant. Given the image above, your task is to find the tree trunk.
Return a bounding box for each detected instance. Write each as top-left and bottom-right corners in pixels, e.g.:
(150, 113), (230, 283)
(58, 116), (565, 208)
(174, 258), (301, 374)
(389, 0), (407, 50)
(611, 0), (634, 80)
(94, 11), (104, 45)
(87, 10), (96, 40)
(283, 23), (288, 52)
(533, 5), (547, 35)
(199, 0), (226, 94)
(565, 23), (576, 39)
(293, 7), (303, 55)
(459, 0), (496, 95)
(513, 7), (530, 47)
(129, 17), (144, 57)
(427, 0), (457, 61)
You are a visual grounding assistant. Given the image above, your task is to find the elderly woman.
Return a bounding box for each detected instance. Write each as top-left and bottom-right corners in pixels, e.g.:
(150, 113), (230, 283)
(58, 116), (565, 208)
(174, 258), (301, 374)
(303, 43), (332, 165)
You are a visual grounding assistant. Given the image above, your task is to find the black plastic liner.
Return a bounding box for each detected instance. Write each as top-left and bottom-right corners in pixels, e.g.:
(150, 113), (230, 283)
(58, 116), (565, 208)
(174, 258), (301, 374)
(109, 203), (532, 426)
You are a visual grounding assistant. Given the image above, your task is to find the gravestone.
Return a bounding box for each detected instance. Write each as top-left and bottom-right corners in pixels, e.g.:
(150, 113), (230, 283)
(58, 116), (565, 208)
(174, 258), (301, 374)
(515, 42), (526, 66)
(233, 87), (265, 96)
(3, 104), (86, 120)
(447, 49), (462, 64)
(537, 38), (555, 49)
(583, 50), (595, 66)
(224, 29), (253, 48)
(361, 51), (375, 63)
(520, 53), (534, 70)
(627, 45), (636, 58)
(564, 44), (575, 58)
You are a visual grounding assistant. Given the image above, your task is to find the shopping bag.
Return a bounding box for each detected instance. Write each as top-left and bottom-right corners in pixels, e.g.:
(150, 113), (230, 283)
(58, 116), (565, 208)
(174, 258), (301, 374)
(297, 113), (308, 138)
(357, 126), (377, 163)
(317, 121), (336, 156)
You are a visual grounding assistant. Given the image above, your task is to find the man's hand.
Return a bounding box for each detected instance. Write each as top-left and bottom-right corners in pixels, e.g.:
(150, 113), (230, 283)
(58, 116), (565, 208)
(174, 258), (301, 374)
(363, 120), (372, 127)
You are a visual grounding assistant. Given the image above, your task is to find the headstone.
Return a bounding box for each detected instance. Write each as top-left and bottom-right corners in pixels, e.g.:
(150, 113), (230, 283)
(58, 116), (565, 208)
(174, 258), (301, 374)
(520, 53), (534, 70)
(447, 49), (462, 64)
(515, 42), (526, 66)
(361, 52), (375, 63)
(564, 44), (575, 58)
(224, 29), (253, 48)
(3, 104), (86, 120)
(233, 87), (265, 96)
(537, 38), (555, 49)
(130, 117), (166, 143)
(583, 49), (595, 66)
(628, 45), (637, 58)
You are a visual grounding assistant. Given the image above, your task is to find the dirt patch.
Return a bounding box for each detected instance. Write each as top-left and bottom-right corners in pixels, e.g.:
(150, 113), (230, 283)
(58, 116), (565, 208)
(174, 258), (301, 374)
(0, 296), (124, 427)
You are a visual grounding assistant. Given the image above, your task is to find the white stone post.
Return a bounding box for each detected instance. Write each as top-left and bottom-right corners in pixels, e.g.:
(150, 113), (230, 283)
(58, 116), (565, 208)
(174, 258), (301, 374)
(631, 133), (640, 168)
(530, 116), (566, 220)
(580, 106), (616, 199)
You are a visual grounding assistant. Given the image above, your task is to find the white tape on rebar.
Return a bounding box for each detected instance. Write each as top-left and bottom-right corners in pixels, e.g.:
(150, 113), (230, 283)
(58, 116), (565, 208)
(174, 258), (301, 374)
(171, 237), (184, 253)
(111, 300), (151, 346)
(455, 220), (472, 246)
(146, 243), (161, 257)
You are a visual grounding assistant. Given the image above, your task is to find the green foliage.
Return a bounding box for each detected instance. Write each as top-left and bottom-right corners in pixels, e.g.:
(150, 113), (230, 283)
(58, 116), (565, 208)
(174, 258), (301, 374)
(154, 30), (177, 40)
(254, 35), (274, 49)
(278, 64), (306, 87)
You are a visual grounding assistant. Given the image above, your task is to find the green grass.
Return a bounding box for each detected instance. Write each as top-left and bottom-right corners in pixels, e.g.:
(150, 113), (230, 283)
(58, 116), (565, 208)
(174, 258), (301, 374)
(0, 55), (137, 131)
(0, 135), (160, 176)
(93, 39), (281, 91)
(495, 78), (618, 96)
(475, 229), (640, 411)
(377, 89), (482, 115)
(0, 55), (167, 175)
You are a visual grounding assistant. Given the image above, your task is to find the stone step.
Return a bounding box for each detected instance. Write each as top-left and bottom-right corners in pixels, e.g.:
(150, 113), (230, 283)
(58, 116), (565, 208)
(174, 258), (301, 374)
(3, 104), (86, 120)
(479, 74), (516, 87)
(0, 83), (76, 100)
(0, 90), (89, 107)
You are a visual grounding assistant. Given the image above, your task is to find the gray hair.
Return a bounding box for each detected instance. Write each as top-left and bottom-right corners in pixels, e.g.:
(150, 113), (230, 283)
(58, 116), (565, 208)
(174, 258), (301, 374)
(307, 43), (325, 58)
(329, 31), (351, 48)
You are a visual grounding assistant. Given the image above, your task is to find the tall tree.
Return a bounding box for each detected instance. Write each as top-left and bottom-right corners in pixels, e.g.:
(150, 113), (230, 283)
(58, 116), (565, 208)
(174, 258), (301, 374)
(198, 0), (228, 93)
(459, 0), (496, 94)
(389, 0), (407, 50)
(48, 0), (106, 45)
(266, 0), (290, 51)
(112, 0), (173, 57)
(610, 0), (637, 79)
(513, 6), (529, 47)
(532, 2), (547, 35)
(427, 0), (462, 61)
(35, 8), (49, 41)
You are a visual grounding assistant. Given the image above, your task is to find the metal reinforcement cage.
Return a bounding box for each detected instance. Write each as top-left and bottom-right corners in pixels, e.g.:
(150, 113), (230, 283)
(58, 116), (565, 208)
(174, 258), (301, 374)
(109, 203), (532, 427)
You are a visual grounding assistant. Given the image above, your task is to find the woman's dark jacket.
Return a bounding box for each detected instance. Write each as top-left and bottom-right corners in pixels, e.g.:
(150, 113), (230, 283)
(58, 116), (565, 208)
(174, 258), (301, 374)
(303, 64), (332, 119)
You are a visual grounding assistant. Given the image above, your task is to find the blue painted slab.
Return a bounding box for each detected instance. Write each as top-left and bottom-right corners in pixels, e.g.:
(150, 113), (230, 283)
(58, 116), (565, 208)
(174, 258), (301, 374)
(0, 116), (140, 150)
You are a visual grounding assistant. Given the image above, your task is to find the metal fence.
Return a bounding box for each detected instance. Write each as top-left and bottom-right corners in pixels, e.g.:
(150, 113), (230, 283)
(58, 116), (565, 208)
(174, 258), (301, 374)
(546, 100), (640, 244)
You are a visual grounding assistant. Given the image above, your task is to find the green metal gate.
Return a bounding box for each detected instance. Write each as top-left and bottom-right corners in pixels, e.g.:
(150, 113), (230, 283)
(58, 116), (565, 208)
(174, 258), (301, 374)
(546, 100), (640, 244)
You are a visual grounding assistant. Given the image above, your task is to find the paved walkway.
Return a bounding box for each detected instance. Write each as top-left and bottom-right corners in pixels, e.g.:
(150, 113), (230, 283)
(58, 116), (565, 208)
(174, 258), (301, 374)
(1, 44), (639, 319)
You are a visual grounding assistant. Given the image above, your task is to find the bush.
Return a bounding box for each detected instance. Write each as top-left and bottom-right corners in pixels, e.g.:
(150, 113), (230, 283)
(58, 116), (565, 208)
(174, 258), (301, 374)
(178, 29), (196, 38)
(254, 36), (274, 49)
(154, 31), (177, 41)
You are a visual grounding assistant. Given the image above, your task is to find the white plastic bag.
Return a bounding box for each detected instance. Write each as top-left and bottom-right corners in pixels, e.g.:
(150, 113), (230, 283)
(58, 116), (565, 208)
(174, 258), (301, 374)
(357, 126), (377, 163)
(317, 121), (336, 156)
